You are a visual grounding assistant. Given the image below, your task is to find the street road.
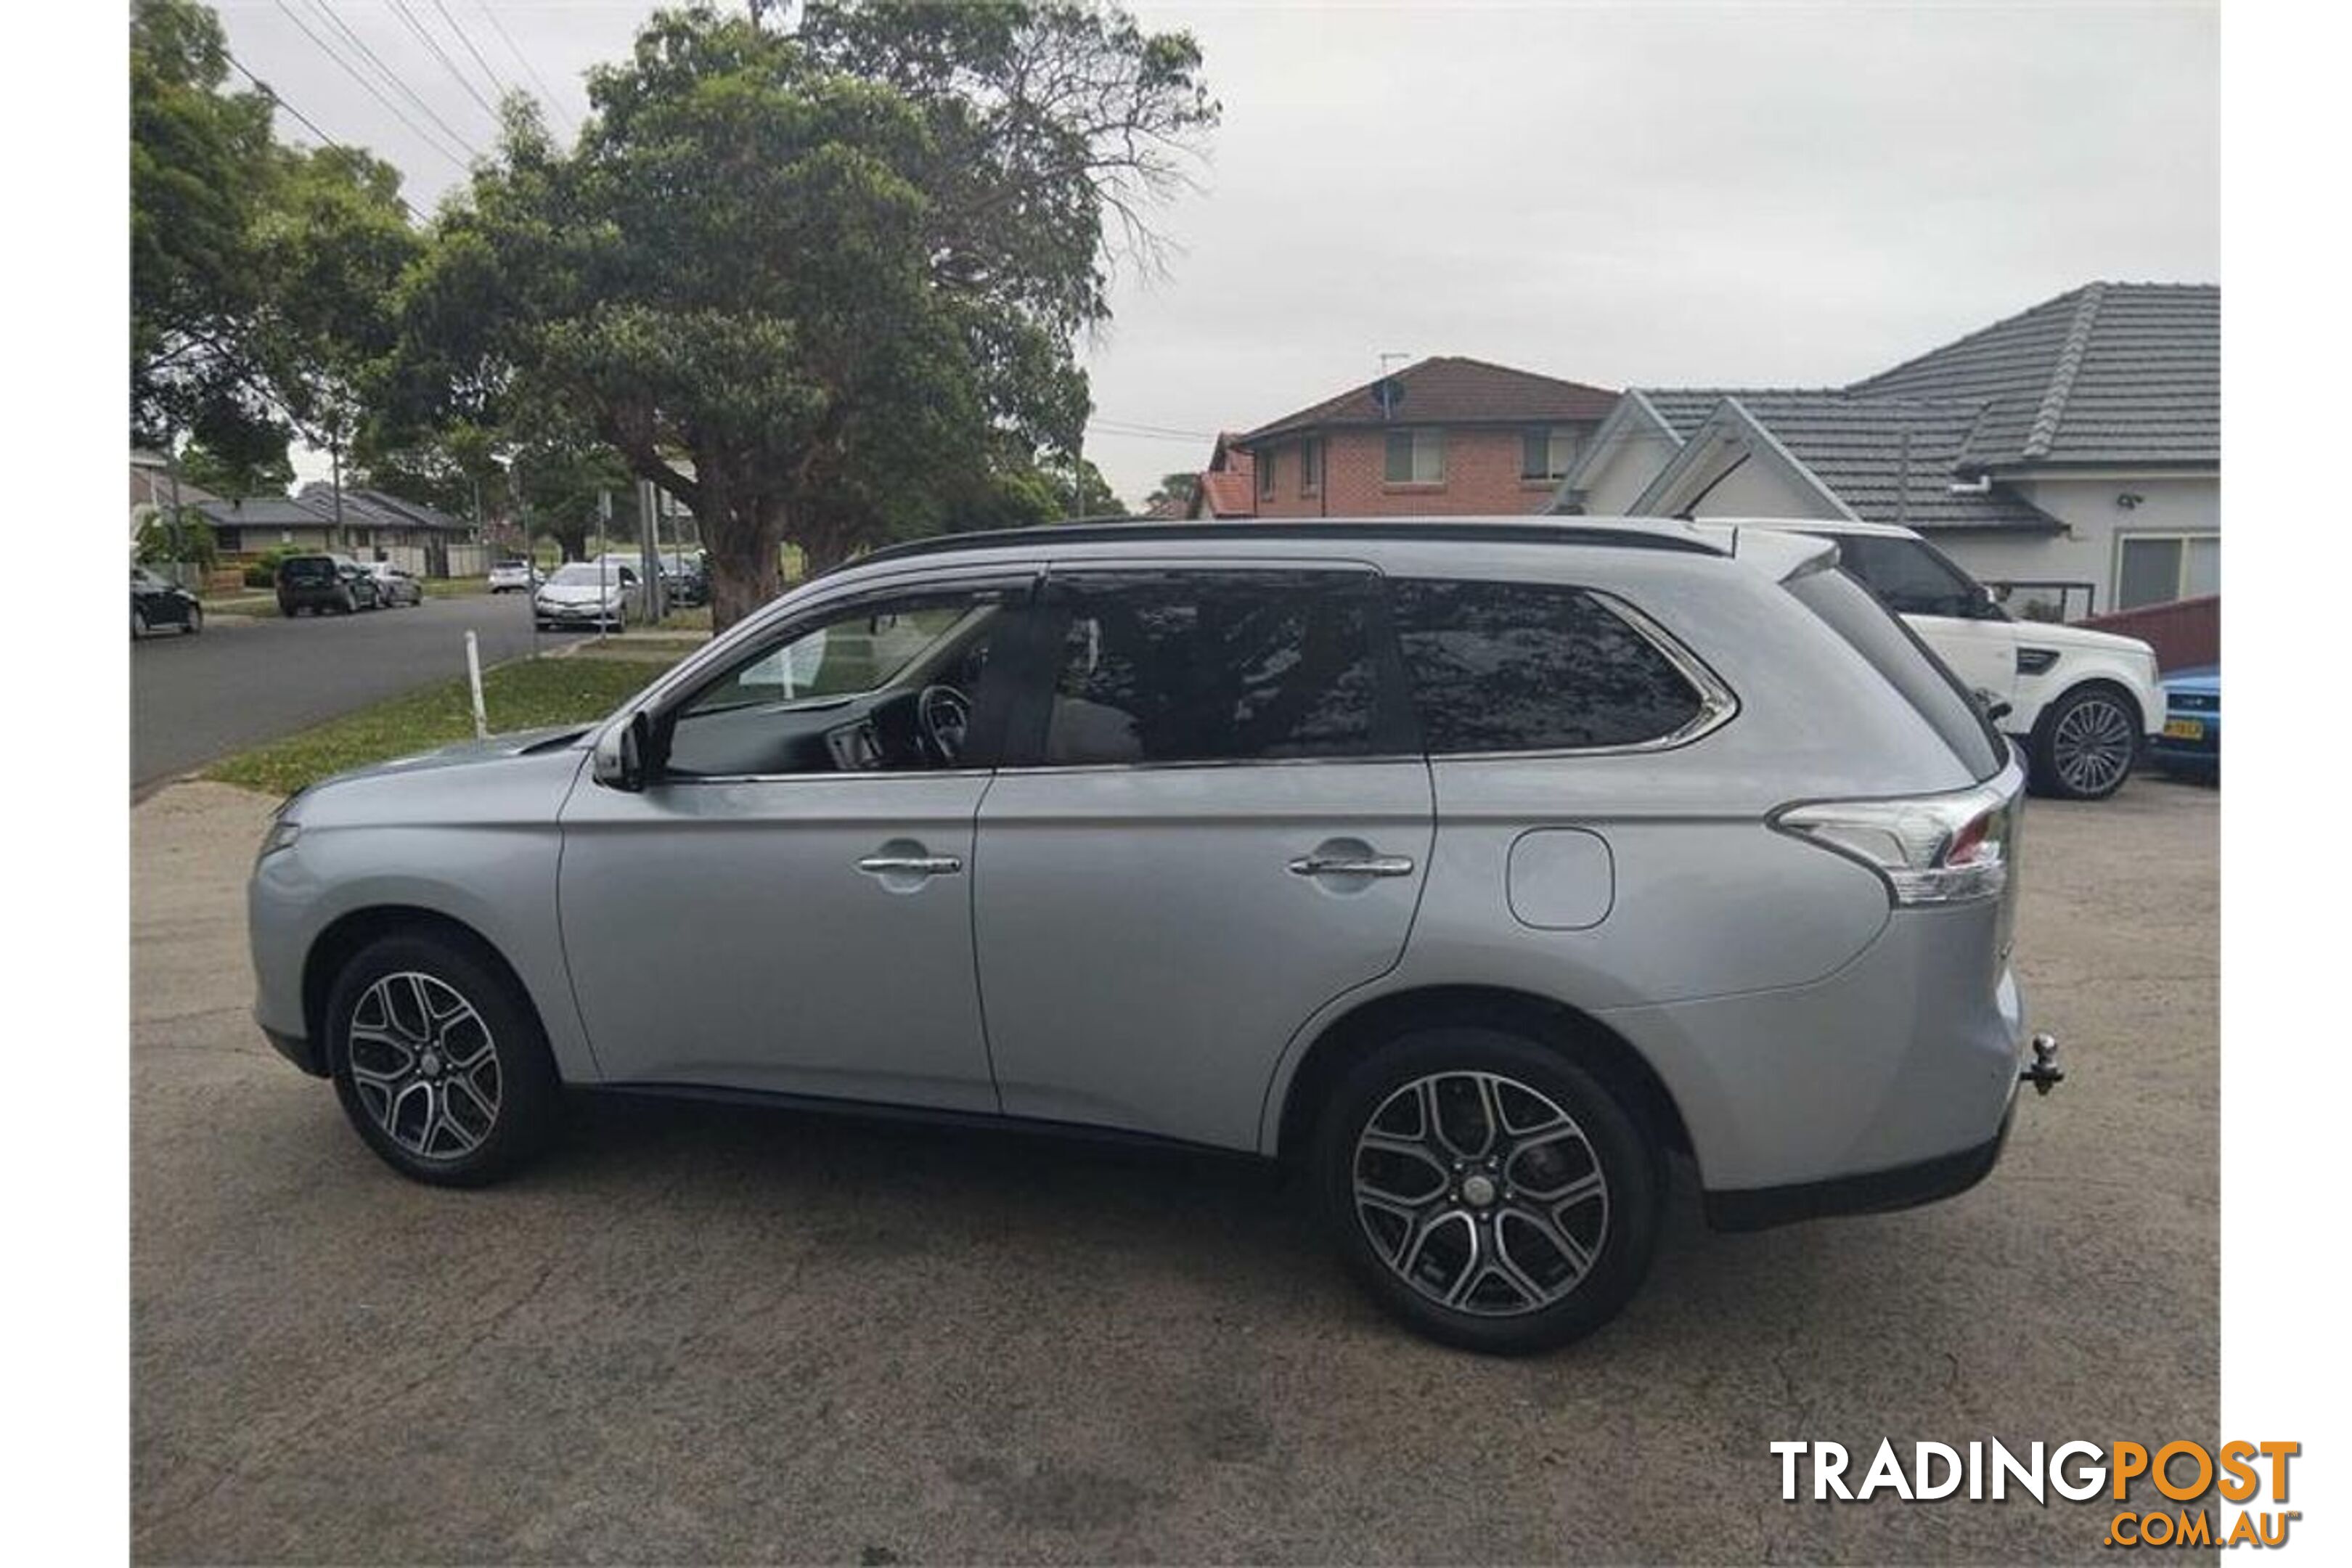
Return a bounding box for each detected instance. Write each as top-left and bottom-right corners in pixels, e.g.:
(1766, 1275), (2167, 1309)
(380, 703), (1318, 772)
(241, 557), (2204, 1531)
(131, 777), (2218, 1563)
(130, 595), (589, 793)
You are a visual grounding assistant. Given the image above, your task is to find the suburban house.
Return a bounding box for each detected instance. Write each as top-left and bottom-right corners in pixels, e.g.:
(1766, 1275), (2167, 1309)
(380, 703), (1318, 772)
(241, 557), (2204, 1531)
(1205, 356), (1618, 518)
(1182, 433), (1259, 519)
(196, 484), (486, 576)
(128, 449), (222, 542)
(1556, 282), (2218, 617)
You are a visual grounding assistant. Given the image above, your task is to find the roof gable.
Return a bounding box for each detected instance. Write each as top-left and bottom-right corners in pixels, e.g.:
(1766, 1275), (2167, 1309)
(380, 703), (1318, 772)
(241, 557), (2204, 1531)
(1242, 356), (1617, 442)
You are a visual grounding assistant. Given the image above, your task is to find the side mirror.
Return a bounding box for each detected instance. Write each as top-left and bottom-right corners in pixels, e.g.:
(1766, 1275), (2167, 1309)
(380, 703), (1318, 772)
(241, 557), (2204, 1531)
(593, 710), (656, 791)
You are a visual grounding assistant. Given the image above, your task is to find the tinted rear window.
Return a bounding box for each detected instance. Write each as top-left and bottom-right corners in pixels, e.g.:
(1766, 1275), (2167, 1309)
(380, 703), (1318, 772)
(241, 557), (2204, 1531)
(1040, 570), (1389, 765)
(1786, 566), (2006, 779)
(1387, 579), (1708, 754)
(278, 558), (335, 583)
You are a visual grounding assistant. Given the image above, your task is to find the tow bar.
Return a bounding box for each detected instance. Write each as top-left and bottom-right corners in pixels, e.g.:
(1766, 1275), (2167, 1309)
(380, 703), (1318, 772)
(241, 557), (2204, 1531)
(2020, 1033), (2065, 1096)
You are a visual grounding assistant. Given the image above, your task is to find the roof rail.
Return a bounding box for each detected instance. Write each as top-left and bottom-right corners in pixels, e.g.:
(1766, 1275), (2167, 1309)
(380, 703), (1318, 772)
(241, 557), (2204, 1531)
(842, 515), (1724, 573)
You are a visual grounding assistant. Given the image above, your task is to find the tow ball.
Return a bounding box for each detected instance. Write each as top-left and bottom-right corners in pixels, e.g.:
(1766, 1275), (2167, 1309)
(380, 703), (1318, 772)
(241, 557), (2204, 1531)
(2020, 1034), (2065, 1097)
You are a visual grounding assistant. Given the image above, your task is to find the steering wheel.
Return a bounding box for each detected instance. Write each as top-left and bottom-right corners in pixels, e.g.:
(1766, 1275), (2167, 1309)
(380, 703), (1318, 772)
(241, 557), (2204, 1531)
(915, 683), (972, 765)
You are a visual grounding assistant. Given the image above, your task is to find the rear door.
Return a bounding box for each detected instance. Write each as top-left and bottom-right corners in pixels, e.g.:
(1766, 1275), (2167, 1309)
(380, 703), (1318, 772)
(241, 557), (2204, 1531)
(971, 564), (1433, 1151)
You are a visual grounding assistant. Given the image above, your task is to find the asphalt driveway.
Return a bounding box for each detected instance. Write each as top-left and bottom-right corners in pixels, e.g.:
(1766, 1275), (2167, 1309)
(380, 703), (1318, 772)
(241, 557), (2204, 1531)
(130, 595), (589, 793)
(130, 775), (2217, 1563)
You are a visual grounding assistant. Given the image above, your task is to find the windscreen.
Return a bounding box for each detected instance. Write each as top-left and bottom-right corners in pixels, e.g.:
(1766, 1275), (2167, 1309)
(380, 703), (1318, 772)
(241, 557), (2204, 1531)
(1787, 566), (2006, 780)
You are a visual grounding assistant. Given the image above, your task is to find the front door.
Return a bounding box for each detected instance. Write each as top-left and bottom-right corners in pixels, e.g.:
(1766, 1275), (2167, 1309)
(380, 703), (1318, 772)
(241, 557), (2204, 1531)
(557, 573), (1030, 1110)
(1827, 532), (2019, 712)
(972, 565), (1433, 1151)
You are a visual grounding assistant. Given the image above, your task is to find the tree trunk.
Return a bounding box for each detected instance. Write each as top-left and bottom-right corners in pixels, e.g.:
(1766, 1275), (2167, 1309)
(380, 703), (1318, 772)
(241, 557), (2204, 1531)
(705, 483), (786, 635)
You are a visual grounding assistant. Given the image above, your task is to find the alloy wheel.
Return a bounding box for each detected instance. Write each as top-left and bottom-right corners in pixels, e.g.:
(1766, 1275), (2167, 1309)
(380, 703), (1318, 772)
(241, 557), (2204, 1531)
(346, 971), (502, 1159)
(1351, 1071), (1609, 1317)
(2052, 694), (2136, 796)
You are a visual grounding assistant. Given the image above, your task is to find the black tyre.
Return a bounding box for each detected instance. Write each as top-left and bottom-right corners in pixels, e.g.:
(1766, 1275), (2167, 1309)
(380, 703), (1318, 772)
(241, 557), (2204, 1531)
(1314, 1026), (1662, 1355)
(2030, 684), (2139, 801)
(324, 931), (563, 1187)
(131, 605), (149, 638)
(181, 603), (203, 634)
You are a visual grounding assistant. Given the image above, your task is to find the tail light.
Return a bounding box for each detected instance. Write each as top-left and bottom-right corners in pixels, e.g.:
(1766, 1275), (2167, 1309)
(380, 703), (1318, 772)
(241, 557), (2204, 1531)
(1771, 777), (2017, 907)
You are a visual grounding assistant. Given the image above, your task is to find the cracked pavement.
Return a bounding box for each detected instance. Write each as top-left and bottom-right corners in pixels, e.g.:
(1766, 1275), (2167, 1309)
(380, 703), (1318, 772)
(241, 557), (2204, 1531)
(131, 776), (2216, 1563)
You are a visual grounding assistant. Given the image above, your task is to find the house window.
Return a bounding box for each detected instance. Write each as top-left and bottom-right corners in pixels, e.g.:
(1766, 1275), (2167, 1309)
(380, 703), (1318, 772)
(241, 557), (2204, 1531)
(1299, 437), (1322, 495)
(1522, 426), (1578, 481)
(1257, 448), (1277, 500)
(2115, 533), (2219, 611)
(1384, 428), (1443, 485)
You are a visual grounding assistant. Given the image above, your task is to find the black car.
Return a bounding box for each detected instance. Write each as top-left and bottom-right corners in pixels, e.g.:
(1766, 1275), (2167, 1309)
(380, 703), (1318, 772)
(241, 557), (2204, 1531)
(277, 554), (380, 616)
(663, 551), (709, 608)
(131, 565), (203, 637)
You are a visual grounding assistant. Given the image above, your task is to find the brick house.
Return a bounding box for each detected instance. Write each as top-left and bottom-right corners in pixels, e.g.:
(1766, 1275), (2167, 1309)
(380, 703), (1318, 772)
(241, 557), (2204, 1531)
(1182, 433), (1259, 519)
(1214, 357), (1617, 518)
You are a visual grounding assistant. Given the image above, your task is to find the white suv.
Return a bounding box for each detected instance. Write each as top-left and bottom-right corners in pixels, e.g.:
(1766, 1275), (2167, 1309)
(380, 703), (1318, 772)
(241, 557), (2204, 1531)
(1711, 520), (2161, 801)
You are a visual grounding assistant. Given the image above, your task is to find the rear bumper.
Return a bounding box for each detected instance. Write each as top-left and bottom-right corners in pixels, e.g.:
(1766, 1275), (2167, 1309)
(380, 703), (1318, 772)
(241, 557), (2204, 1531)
(1704, 1107), (2012, 1230)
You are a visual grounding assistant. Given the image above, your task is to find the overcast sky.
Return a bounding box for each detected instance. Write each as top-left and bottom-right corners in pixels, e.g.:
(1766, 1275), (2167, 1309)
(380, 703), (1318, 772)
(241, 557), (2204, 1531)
(214, 1), (2218, 507)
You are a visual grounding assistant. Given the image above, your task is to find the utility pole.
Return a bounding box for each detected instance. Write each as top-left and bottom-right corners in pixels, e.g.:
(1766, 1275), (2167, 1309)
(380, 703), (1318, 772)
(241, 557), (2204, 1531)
(637, 477), (665, 624)
(595, 489), (611, 645)
(163, 428), (186, 586)
(330, 434), (348, 552)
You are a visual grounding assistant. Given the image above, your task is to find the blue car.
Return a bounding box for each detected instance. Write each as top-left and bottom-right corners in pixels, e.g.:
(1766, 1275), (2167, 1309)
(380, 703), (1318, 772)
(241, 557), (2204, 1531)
(2148, 664), (2219, 780)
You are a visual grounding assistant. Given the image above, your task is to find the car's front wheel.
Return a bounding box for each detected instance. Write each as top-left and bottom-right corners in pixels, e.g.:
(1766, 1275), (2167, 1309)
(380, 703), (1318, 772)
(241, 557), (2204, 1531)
(2031, 683), (2139, 801)
(324, 931), (563, 1187)
(131, 605), (148, 638)
(181, 603), (203, 634)
(1315, 1026), (1662, 1355)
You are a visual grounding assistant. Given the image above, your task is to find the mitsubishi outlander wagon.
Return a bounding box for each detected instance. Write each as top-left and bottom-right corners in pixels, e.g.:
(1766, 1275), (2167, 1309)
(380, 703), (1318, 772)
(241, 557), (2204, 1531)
(249, 518), (2053, 1353)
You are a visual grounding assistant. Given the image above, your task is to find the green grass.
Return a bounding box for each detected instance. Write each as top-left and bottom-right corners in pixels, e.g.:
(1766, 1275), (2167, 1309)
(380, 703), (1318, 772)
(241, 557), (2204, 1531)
(205, 655), (679, 798)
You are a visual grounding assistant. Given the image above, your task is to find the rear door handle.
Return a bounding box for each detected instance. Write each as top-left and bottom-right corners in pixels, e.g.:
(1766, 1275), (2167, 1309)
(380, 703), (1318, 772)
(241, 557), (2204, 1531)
(856, 853), (963, 878)
(1287, 852), (1416, 878)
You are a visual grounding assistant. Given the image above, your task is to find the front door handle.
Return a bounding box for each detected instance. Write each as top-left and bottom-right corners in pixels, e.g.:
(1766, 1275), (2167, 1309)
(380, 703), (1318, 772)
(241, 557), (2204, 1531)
(856, 853), (964, 878)
(1287, 852), (1416, 878)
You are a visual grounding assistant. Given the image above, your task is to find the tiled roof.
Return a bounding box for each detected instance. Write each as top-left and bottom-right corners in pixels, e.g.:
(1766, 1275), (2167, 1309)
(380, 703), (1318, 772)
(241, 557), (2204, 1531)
(1242, 356), (1617, 441)
(192, 496), (326, 528)
(297, 483), (475, 532)
(1616, 389), (2058, 531)
(1849, 282), (2218, 469)
(1196, 463), (1257, 518)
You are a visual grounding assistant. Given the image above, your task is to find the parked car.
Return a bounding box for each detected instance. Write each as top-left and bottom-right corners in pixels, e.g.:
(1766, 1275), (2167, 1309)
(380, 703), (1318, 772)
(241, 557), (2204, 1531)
(533, 560), (640, 631)
(487, 558), (539, 594)
(2147, 664), (2219, 782)
(131, 565), (203, 637)
(249, 516), (2054, 1354)
(660, 550), (708, 608)
(1737, 520), (2163, 801)
(367, 562), (425, 608)
(277, 554), (380, 616)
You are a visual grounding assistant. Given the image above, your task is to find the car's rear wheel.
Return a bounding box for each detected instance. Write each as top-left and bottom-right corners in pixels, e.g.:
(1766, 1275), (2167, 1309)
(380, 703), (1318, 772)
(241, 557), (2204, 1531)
(181, 603), (203, 634)
(131, 605), (149, 638)
(324, 931), (562, 1187)
(1314, 1026), (1661, 1354)
(2031, 684), (2139, 801)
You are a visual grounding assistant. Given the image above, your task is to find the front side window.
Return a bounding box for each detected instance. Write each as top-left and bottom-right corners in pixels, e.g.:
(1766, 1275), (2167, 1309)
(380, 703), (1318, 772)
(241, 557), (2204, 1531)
(664, 584), (1018, 777)
(1832, 535), (1990, 619)
(1388, 579), (1710, 753)
(1384, 428), (1443, 484)
(1034, 571), (1389, 766)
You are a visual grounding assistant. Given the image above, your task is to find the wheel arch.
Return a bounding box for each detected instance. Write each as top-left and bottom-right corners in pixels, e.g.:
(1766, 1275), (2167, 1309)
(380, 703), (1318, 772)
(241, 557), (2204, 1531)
(1271, 984), (1694, 1164)
(2039, 674), (2144, 738)
(302, 905), (550, 1066)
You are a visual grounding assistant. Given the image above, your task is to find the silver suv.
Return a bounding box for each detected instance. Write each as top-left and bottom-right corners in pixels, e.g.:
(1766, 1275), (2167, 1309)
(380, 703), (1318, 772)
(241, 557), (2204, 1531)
(249, 518), (2051, 1352)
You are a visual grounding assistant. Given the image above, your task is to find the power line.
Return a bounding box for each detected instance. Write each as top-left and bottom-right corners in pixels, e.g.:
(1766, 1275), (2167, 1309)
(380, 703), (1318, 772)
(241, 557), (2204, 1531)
(267, 1), (470, 174)
(290, 0), (481, 164)
(473, 1), (576, 135)
(430, 0), (518, 111)
(388, 0), (502, 130)
(225, 48), (420, 221)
